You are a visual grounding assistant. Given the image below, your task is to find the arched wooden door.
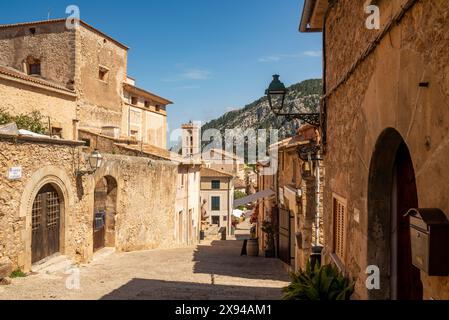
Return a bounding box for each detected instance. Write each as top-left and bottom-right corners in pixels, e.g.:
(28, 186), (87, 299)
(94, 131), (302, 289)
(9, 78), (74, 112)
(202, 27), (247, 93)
(368, 128), (423, 300)
(32, 184), (61, 264)
(392, 142), (423, 300)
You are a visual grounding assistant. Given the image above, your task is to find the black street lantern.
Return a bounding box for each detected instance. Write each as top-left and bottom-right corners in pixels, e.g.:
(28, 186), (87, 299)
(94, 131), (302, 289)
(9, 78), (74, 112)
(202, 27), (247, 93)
(266, 74), (288, 114)
(265, 74), (320, 127)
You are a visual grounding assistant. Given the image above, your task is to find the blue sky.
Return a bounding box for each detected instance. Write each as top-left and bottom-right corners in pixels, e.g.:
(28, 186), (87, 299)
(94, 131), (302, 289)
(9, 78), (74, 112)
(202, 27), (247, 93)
(0, 0), (322, 135)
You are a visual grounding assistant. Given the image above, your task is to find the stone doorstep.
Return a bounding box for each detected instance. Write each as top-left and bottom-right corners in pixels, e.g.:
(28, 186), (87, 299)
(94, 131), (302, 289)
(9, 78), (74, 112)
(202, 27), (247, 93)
(0, 263), (13, 279)
(31, 254), (75, 274)
(92, 247), (116, 262)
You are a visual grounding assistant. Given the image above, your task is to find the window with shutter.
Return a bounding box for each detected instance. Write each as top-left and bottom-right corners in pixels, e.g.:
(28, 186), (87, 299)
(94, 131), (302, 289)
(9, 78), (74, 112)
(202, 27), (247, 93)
(333, 194), (347, 262)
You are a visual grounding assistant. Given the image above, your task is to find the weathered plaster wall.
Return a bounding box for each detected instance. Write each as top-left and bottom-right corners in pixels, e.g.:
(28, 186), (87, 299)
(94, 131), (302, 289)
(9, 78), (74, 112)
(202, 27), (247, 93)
(324, 0), (449, 299)
(0, 78), (77, 140)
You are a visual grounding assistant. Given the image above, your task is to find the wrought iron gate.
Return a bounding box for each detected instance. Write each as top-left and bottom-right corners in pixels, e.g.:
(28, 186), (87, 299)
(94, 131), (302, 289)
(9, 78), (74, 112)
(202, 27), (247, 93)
(31, 184), (61, 264)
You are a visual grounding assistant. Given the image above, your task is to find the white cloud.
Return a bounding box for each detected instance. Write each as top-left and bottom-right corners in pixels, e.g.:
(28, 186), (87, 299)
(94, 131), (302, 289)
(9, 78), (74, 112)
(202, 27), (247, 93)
(180, 69), (211, 80)
(163, 68), (212, 82)
(258, 56), (281, 63)
(174, 85), (201, 90)
(258, 51), (322, 63)
(303, 50), (322, 57)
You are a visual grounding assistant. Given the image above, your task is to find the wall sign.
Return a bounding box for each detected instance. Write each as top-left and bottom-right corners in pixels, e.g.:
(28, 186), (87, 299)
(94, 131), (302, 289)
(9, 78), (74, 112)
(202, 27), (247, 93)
(8, 167), (22, 180)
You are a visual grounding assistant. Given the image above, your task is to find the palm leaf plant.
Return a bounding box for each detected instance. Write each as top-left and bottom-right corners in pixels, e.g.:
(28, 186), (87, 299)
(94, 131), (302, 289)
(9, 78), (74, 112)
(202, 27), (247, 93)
(282, 261), (355, 300)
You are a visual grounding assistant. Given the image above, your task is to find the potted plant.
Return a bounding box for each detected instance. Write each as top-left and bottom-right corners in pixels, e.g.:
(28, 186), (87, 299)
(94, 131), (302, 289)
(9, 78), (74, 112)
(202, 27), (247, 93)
(282, 261), (355, 300)
(261, 220), (276, 258)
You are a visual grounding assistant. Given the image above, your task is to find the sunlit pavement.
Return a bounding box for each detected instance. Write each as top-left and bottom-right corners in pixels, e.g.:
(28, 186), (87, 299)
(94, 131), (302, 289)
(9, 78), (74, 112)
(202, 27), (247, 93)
(0, 224), (289, 300)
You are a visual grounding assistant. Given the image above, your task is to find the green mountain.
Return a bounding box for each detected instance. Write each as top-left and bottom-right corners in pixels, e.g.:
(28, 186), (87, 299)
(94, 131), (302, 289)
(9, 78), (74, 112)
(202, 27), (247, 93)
(201, 79), (322, 149)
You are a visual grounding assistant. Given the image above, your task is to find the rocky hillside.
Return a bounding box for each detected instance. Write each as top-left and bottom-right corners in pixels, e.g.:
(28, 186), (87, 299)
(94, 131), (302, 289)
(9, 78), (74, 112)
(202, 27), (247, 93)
(201, 79), (322, 148)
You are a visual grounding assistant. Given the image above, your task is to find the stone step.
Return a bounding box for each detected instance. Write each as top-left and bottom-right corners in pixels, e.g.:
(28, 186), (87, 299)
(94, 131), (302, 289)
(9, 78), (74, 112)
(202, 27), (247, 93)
(0, 264), (12, 279)
(31, 254), (75, 274)
(93, 247), (116, 262)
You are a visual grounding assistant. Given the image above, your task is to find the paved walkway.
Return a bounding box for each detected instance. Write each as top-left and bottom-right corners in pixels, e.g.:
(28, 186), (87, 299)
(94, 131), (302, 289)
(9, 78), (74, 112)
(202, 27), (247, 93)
(0, 227), (289, 300)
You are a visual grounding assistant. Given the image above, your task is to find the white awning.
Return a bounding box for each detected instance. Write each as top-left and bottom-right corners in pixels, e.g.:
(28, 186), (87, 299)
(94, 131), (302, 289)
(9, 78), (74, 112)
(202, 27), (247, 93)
(233, 189), (275, 209)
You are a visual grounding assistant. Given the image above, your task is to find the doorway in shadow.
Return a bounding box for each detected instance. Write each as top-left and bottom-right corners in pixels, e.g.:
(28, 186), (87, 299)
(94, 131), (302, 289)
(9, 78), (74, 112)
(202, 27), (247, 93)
(368, 128), (423, 300)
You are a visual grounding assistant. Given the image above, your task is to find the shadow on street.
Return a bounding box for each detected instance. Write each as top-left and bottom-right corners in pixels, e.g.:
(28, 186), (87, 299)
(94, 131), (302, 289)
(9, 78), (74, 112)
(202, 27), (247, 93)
(192, 240), (289, 282)
(101, 278), (284, 300)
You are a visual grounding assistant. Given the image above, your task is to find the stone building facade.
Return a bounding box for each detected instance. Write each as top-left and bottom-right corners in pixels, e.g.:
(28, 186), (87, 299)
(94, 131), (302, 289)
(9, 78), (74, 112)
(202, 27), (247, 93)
(0, 19), (172, 148)
(0, 19), (203, 275)
(200, 168), (234, 234)
(204, 149), (245, 180)
(0, 132), (178, 272)
(176, 163), (202, 246)
(301, 0), (449, 300)
(255, 161), (276, 256)
(255, 125), (323, 270)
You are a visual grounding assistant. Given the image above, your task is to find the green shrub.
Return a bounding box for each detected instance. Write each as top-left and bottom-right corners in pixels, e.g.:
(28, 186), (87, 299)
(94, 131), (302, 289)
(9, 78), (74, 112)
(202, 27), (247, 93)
(10, 269), (27, 278)
(0, 108), (13, 125)
(282, 262), (354, 301)
(0, 109), (48, 134)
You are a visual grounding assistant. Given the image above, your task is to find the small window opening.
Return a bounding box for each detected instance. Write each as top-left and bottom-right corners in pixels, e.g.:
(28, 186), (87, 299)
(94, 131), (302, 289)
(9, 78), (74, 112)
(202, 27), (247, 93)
(25, 56), (42, 76)
(82, 138), (91, 147)
(99, 66), (109, 82)
(51, 127), (62, 138)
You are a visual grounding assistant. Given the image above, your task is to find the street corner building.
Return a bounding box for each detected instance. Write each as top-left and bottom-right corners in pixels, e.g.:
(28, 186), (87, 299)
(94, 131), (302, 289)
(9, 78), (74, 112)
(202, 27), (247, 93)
(0, 19), (202, 273)
(255, 125), (324, 270)
(301, 0), (449, 299)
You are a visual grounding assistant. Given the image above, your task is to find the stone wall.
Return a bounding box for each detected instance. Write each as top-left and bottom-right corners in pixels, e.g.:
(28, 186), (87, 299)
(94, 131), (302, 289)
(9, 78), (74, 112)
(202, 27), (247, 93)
(0, 21), (75, 88)
(75, 25), (127, 131)
(0, 135), (179, 272)
(91, 155), (178, 252)
(0, 135), (82, 271)
(323, 0), (449, 299)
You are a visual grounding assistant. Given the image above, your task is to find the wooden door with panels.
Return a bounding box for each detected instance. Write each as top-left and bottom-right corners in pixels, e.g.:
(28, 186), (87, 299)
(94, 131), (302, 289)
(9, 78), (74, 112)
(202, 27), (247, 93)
(32, 184), (61, 264)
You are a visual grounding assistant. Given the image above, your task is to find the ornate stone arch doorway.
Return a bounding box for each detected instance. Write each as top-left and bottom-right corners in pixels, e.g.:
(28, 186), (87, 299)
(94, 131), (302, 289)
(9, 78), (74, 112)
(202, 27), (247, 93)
(19, 166), (74, 271)
(367, 128), (423, 300)
(31, 184), (62, 264)
(93, 176), (118, 251)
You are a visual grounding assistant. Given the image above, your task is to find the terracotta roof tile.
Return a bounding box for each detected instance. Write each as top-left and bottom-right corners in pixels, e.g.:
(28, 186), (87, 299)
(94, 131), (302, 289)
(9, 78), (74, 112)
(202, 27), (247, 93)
(201, 167), (234, 178)
(0, 65), (75, 94)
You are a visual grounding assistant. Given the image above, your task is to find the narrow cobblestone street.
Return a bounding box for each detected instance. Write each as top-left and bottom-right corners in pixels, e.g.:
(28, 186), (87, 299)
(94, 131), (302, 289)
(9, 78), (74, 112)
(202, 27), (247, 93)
(0, 225), (289, 300)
